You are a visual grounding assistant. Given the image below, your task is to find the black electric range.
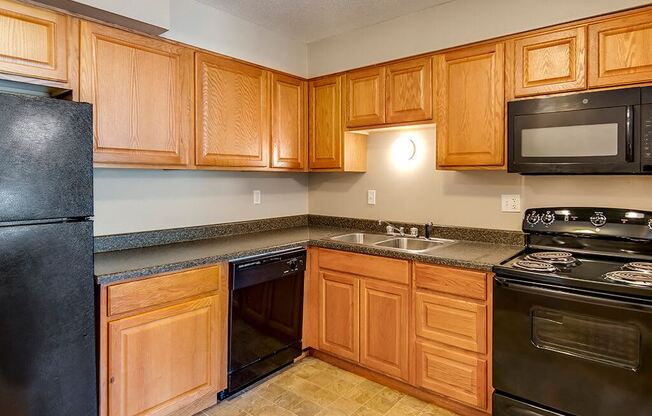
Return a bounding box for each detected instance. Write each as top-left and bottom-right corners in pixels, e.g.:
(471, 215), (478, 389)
(492, 207), (652, 416)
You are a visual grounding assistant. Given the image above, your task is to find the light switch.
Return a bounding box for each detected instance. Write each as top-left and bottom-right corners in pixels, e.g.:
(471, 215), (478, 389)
(253, 190), (261, 205)
(367, 190), (376, 205)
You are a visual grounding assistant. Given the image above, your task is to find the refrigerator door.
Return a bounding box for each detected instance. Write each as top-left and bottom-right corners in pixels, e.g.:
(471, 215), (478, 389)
(0, 93), (93, 222)
(0, 221), (96, 416)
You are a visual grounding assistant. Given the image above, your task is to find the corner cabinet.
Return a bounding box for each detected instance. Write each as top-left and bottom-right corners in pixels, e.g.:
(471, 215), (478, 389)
(99, 265), (228, 416)
(434, 43), (505, 170)
(0, 0), (70, 83)
(80, 22), (194, 168)
(588, 11), (652, 88)
(271, 73), (308, 170)
(195, 53), (270, 168)
(309, 76), (367, 172)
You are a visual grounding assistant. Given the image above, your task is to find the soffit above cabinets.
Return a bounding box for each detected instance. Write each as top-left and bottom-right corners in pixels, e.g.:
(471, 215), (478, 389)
(196, 0), (453, 42)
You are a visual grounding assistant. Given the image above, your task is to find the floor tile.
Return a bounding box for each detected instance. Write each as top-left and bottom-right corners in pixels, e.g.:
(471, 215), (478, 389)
(198, 358), (461, 416)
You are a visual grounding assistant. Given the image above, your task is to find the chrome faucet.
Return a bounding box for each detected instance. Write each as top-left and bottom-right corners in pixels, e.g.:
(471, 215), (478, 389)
(378, 220), (405, 236)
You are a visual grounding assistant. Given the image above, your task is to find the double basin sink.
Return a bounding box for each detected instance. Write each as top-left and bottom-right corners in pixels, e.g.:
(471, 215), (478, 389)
(329, 232), (455, 253)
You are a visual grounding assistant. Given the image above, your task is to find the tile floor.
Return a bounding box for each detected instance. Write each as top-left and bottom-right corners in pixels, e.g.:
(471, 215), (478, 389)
(197, 357), (459, 416)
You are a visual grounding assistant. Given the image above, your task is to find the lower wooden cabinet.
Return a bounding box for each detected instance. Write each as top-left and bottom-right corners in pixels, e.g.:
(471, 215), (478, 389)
(318, 271), (360, 362)
(99, 265), (227, 416)
(108, 296), (221, 416)
(415, 341), (487, 408)
(360, 279), (409, 381)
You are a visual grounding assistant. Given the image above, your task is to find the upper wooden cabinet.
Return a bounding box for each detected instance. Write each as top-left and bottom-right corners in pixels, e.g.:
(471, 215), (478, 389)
(195, 53), (270, 168)
(345, 67), (385, 127)
(271, 73), (307, 170)
(588, 11), (652, 88)
(435, 43), (505, 169)
(80, 22), (193, 167)
(511, 27), (587, 97)
(0, 0), (69, 82)
(309, 75), (343, 169)
(386, 57), (432, 124)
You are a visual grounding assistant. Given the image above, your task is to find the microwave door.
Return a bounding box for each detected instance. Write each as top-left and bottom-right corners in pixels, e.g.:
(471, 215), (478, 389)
(509, 106), (639, 174)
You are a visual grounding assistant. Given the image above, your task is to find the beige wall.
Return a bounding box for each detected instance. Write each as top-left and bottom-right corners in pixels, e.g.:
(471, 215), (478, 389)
(307, 0), (650, 77)
(94, 170), (309, 235)
(308, 128), (652, 231)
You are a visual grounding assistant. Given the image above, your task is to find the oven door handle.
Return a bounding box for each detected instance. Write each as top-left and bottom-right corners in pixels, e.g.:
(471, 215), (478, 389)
(626, 104), (635, 162)
(494, 276), (652, 310)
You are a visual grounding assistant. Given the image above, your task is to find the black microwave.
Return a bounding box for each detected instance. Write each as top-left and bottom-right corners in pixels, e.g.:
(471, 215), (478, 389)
(508, 87), (652, 174)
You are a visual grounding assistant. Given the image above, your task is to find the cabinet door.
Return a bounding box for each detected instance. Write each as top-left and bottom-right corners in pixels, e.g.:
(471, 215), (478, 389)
(346, 67), (385, 127)
(195, 53), (270, 168)
(108, 296), (223, 416)
(415, 291), (487, 354)
(271, 73), (307, 169)
(415, 341), (487, 409)
(360, 279), (409, 381)
(512, 27), (587, 97)
(0, 0), (68, 82)
(588, 11), (652, 87)
(386, 57), (432, 124)
(309, 75), (343, 169)
(80, 22), (193, 167)
(435, 43), (505, 168)
(318, 271), (359, 361)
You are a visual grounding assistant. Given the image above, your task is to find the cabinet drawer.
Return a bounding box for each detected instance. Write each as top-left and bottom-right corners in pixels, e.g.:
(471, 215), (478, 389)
(319, 248), (409, 284)
(107, 266), (221, 316)
(415, 263), (487, 300)
(415, 341), (487, 409)
(415, 291), (487, 353)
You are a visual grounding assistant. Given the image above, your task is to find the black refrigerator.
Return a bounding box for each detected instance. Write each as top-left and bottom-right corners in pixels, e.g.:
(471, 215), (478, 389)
(0, 92), (96, 415)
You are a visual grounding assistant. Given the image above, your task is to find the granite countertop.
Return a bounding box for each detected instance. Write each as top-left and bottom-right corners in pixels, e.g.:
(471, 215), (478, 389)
(94, 226), (524, 285)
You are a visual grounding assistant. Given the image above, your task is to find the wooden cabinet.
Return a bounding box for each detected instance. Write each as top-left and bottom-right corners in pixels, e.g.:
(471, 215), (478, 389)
(318, 270), (360, 361)
(108, 296), (221, 416)
(195, 53), (270, 168)
(0, 0), (69, 82)
(271, 73), (307, 170)
(309, 75), (367, 171)
(345, 67), (385, 127)
(510, 27), (587, 97)
(386, 57), (432, 124)
(588, 11), (652, 88)
(360, 279), (409, 381)
(415, 341), (487, 408)
(99, 265), (227, 416)
(434, 43), (505, 169)
(80, 22), (193, 167)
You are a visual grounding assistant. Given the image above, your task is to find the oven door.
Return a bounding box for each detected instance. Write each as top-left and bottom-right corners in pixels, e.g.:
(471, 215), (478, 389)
(493, 276), (652, 416)
(508, 88), (640, 174)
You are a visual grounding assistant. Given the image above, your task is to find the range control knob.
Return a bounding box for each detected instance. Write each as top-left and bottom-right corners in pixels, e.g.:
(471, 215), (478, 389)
(541, 211), (555, 226)
(525, 212), (540, 226)
(288, 259), (298, 271)
(590, 213), (607, 227)
(648, 219), (652, 230)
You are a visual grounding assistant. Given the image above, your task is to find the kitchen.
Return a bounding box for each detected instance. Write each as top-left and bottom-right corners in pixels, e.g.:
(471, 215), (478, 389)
(0, 0), (651, 415)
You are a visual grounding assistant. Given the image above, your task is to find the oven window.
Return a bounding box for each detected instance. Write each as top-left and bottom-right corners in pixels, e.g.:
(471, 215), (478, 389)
(531, 308), (641, 371)
(522, 123), (619, 157)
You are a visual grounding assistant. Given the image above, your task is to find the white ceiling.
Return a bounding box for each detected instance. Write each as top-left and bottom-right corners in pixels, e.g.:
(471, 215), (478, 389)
(197, 0), (454, 43)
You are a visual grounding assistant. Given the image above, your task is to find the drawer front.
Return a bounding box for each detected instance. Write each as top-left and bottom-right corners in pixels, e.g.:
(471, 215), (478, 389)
(415, 291), (487, 353)
(415, 263), (487, 300)
(415, 341), (487, 409)
(318, 248), (409, 284)
(107, 266), (221, 316)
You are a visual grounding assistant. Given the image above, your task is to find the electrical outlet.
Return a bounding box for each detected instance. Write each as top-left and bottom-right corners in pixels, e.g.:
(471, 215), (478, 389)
(253, 190), (261, 205)
(367, 190), (376, 205)
(501, 194), (520, 212)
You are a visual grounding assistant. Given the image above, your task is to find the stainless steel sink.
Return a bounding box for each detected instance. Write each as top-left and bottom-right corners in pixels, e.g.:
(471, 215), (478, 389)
(373, 237), (454, 252)
(329, 232), (393, 245)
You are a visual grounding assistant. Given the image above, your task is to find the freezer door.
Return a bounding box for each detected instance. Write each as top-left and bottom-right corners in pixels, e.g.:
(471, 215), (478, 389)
(0, 221), (96, 416)
(0, 93), (93, 221)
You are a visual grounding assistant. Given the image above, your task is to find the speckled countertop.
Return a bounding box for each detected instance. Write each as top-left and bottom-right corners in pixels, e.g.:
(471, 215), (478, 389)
(94, 225), (523, 285)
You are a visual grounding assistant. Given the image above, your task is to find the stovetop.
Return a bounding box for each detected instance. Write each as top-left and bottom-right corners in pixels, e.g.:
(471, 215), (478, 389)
(494, 207), (652, 300)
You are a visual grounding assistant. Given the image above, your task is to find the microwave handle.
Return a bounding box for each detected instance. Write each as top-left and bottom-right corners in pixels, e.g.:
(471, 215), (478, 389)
(626, 105), (634, 162)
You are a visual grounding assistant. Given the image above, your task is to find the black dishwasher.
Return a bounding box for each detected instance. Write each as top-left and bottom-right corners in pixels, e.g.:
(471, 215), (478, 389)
(223, 248), (306, 397)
